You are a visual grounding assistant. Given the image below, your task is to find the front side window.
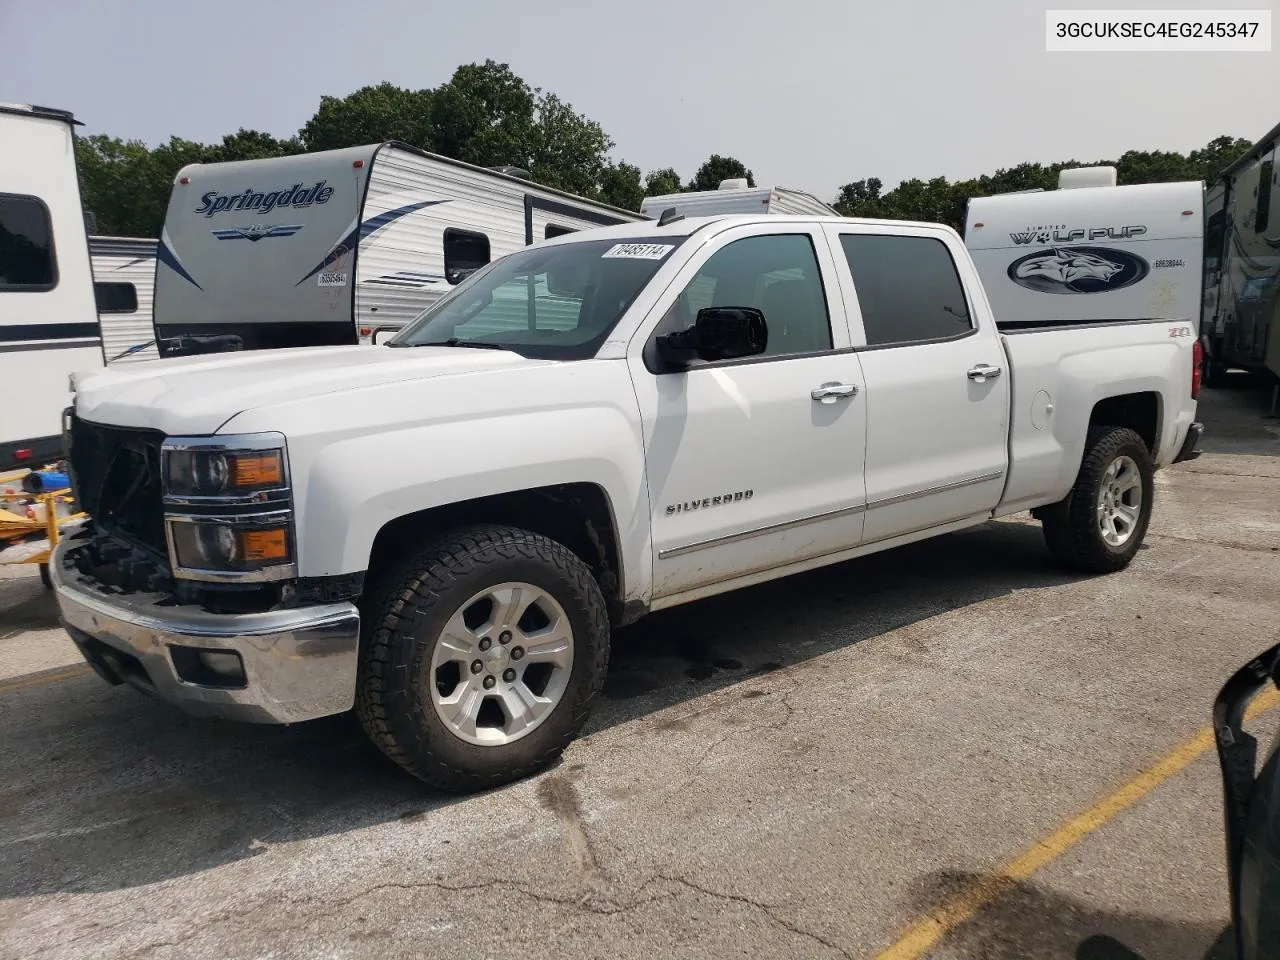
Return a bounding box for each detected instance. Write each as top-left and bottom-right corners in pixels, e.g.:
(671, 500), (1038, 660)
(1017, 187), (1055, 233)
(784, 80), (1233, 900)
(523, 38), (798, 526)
(94, 281), (138, 313)
(838, 234), (972, 347)
(0, 193), (57, 291)
(443, 228), (491, 285)
(393, 235), (687, 360)
(655, 234), (833, 360)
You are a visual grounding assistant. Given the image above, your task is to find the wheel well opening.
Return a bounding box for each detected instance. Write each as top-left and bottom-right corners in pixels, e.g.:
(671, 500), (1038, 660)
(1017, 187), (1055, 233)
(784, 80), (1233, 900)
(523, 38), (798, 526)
(366, 483), (624, 624)
(1089, 392), (1159, 455)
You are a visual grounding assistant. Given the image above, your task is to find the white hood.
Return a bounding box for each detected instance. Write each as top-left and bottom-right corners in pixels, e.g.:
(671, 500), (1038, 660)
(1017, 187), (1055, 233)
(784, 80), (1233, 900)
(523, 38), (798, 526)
(72, 345), (552, 435)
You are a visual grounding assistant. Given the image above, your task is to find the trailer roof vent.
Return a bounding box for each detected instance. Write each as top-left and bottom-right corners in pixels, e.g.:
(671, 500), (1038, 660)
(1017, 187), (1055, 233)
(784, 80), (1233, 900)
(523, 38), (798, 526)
(491, 165), (532, 181)
(718, 178), (750, 191)
(1058, 166), (1118, 190)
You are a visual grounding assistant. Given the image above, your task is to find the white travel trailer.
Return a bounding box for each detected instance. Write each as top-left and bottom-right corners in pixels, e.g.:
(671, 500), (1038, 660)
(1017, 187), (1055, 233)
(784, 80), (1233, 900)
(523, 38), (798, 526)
(90, 235), (158, 363)
(0, 102), (102, 471)
(1200, 119), (1279, 385)
(964, 167), (1204, 332)
(640, 179), (835, 219)
(152, 143), (648, 355)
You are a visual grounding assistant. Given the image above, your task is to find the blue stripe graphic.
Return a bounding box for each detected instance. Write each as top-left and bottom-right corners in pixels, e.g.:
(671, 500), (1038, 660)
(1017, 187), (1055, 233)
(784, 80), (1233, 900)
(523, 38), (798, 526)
(294, 200), (448, 286)
(158, 237), (202, 290)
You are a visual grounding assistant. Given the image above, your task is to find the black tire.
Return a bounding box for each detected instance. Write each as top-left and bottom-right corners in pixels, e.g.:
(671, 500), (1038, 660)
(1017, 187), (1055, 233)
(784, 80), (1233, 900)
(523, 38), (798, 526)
(1040, 426), (1155, 574)
(354, 524), (610, 793)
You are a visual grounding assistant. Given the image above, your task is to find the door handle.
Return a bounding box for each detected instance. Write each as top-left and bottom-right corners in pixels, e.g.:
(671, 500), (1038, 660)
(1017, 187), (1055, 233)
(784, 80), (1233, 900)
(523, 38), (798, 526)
(967, 364), (1003, 383)
(811, 382), (858, 403)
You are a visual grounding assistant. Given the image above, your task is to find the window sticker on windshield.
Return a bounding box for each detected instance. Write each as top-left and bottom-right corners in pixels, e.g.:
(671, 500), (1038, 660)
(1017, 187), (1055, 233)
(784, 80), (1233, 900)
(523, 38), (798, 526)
(318, 272), (348, 287)
(601, 243), (676, 260)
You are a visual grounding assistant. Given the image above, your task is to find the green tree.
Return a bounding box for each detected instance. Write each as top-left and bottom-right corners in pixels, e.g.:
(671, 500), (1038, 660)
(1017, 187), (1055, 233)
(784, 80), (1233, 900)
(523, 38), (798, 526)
(644, 167), (683, 197)
(300, 82), (434, 151)
(599, 161), (645, 211)
(428, 60), (537, 168)
(688, 154), (755, 191)
(526, 91), (614, 198)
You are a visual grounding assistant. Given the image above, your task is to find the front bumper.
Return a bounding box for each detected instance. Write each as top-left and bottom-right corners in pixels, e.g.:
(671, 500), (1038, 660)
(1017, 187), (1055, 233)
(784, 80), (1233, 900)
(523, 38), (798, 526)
(51, 537), (360, 724)
(1173, 421), (1204, 464)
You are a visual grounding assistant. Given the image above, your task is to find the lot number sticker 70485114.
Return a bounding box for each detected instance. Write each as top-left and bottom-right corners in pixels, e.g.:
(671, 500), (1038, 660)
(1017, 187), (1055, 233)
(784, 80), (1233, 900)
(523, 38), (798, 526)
(601, 243), (676, 260)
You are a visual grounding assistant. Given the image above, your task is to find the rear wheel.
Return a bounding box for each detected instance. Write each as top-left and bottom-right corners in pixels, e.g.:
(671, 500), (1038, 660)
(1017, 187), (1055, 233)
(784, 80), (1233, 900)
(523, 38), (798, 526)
(355, 524), (610, 793)
(1040, 426), (1154, 574)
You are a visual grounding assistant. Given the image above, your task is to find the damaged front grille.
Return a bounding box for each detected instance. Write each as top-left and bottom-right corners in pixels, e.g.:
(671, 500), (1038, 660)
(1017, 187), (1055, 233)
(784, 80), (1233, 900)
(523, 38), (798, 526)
(69, 416), (167, 557)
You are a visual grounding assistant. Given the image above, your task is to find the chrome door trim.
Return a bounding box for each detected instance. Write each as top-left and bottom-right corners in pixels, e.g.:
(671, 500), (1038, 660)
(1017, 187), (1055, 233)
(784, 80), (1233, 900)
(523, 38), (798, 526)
(865, 471), (1004, 511)
(658, 502), (867, 560)
(656, 470), (1004, 561)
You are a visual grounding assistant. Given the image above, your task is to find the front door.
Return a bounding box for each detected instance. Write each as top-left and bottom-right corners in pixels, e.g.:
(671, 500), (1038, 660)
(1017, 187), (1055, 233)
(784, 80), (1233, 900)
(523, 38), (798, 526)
(627, 224), (869, 599)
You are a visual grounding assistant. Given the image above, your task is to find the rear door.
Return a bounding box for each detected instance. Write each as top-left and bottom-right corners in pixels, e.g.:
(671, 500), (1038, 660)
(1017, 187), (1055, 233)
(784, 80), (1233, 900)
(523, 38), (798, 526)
(823, 225), (1009, 543)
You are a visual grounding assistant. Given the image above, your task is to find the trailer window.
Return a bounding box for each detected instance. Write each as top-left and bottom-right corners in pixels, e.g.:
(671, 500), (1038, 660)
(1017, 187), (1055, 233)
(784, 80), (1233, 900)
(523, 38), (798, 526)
(837, 234), (973, 347)
(1204, 209), (1226, 272)
(444, 228), (491, 284)
(94, 281), (138, 314)
(545, 224), (576, 239)
(0, 193), (57, 291)
(1255, 160), (1274, 234)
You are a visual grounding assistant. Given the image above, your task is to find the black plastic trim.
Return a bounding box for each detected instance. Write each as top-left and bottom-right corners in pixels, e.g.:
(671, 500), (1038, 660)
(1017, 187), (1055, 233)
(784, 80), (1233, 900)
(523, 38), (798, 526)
(0, 433), (65, 472)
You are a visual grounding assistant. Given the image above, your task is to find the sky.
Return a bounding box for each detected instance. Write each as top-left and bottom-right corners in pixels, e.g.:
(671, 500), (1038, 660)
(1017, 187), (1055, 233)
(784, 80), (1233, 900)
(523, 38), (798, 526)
(0, 0), (1275, 202)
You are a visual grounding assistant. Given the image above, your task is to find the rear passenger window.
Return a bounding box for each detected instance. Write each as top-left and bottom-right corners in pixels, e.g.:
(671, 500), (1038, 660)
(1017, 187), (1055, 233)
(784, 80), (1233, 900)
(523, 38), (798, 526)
(443, 228), (490, 285)
(545, 224), (576, 239)
(0, 194), (57, 291)
(660, 234), (832, 360)
(94, 282), (138, 314)
(838, 234), (972, 347)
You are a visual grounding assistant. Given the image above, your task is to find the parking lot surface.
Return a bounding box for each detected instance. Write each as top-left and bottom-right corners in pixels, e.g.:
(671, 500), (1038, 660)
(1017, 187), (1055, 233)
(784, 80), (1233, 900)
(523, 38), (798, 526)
(2, 378), (1278, 960)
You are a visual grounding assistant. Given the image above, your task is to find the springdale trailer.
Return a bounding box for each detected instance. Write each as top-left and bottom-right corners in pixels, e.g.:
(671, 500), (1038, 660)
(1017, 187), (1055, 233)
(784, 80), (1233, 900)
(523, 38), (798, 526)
(90, 235), (158, 363)
(1200, 119), (1280, 388)
(0, 102), (103, 472)
(640, 178), (836, 219)
(964, 166), (1204, 335)
(152, 142), (648, 355)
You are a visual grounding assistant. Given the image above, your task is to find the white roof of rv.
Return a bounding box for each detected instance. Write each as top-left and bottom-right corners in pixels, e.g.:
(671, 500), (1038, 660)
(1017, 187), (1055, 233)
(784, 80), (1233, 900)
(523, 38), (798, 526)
(965, 180), (1204, 250)
(171, 141), (644, 220)
(0, 101), (78, 123)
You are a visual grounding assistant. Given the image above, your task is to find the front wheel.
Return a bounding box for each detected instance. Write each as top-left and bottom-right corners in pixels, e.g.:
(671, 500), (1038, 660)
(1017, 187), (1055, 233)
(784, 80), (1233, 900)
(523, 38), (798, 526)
(355, 524), (611, 793)
(1040, 426), (1155, 574)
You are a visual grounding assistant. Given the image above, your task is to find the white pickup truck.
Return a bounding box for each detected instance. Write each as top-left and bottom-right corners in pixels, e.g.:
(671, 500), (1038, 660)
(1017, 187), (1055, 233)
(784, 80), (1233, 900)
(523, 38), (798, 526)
(53, 213), (1204, 792)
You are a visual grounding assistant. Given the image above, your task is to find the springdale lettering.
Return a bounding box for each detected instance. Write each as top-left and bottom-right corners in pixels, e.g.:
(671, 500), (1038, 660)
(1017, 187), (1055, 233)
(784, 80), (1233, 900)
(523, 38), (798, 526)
(195, 181), (334, 218)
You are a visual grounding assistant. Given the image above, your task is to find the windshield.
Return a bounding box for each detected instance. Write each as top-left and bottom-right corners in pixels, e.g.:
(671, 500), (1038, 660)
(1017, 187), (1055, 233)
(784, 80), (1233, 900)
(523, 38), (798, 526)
(390, 236), (687, 360)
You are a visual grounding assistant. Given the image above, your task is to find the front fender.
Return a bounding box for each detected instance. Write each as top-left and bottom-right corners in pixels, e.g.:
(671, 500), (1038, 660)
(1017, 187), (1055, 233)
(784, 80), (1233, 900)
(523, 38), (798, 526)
(294, 405), (652, 601)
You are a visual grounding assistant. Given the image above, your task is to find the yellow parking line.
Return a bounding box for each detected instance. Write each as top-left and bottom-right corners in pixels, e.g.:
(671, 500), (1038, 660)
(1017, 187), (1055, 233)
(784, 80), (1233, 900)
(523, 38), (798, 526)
(875, 686), (1280, 960)
(0, 663), (92, 695)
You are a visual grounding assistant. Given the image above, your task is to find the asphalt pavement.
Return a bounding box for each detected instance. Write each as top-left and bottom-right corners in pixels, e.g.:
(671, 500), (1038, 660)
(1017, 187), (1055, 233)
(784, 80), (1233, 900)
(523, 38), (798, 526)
(2, 374), (1278, 960)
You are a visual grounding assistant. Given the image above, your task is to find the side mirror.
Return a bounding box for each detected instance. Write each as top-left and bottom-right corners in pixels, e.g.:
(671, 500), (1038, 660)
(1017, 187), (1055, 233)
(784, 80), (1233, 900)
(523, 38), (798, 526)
(656, 307), (768, 368)
(370, 326), (397, 345)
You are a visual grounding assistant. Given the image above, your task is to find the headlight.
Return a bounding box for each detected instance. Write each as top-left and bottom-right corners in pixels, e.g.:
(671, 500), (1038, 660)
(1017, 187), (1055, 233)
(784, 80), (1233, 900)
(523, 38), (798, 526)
(165, 448), (285, 497)
(161, 433), (295, 582)
(168, 515), (293, 574)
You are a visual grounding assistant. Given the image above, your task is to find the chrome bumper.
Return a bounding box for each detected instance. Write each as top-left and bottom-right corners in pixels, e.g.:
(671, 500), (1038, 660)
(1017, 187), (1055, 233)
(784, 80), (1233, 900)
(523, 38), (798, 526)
(51, 537), (360, 724)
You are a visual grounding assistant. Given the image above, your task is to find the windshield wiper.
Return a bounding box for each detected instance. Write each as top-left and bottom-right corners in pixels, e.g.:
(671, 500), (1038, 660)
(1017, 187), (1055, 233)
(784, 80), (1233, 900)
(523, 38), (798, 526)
(404, 338), (512, 351)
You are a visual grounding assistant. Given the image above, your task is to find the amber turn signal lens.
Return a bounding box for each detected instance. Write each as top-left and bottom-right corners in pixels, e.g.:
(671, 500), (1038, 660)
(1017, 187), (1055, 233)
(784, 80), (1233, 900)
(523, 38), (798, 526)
(238, 527), (289, 562)
(230, 453), (283, 487)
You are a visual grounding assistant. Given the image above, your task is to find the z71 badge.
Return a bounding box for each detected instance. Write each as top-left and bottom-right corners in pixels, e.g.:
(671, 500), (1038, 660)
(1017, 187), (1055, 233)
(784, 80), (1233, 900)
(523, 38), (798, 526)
(665, 490), (753, 516)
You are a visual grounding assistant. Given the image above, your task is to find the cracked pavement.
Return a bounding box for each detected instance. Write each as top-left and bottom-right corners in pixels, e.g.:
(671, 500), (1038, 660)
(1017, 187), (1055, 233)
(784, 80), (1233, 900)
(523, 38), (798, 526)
(2, 377), (1279, 959)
